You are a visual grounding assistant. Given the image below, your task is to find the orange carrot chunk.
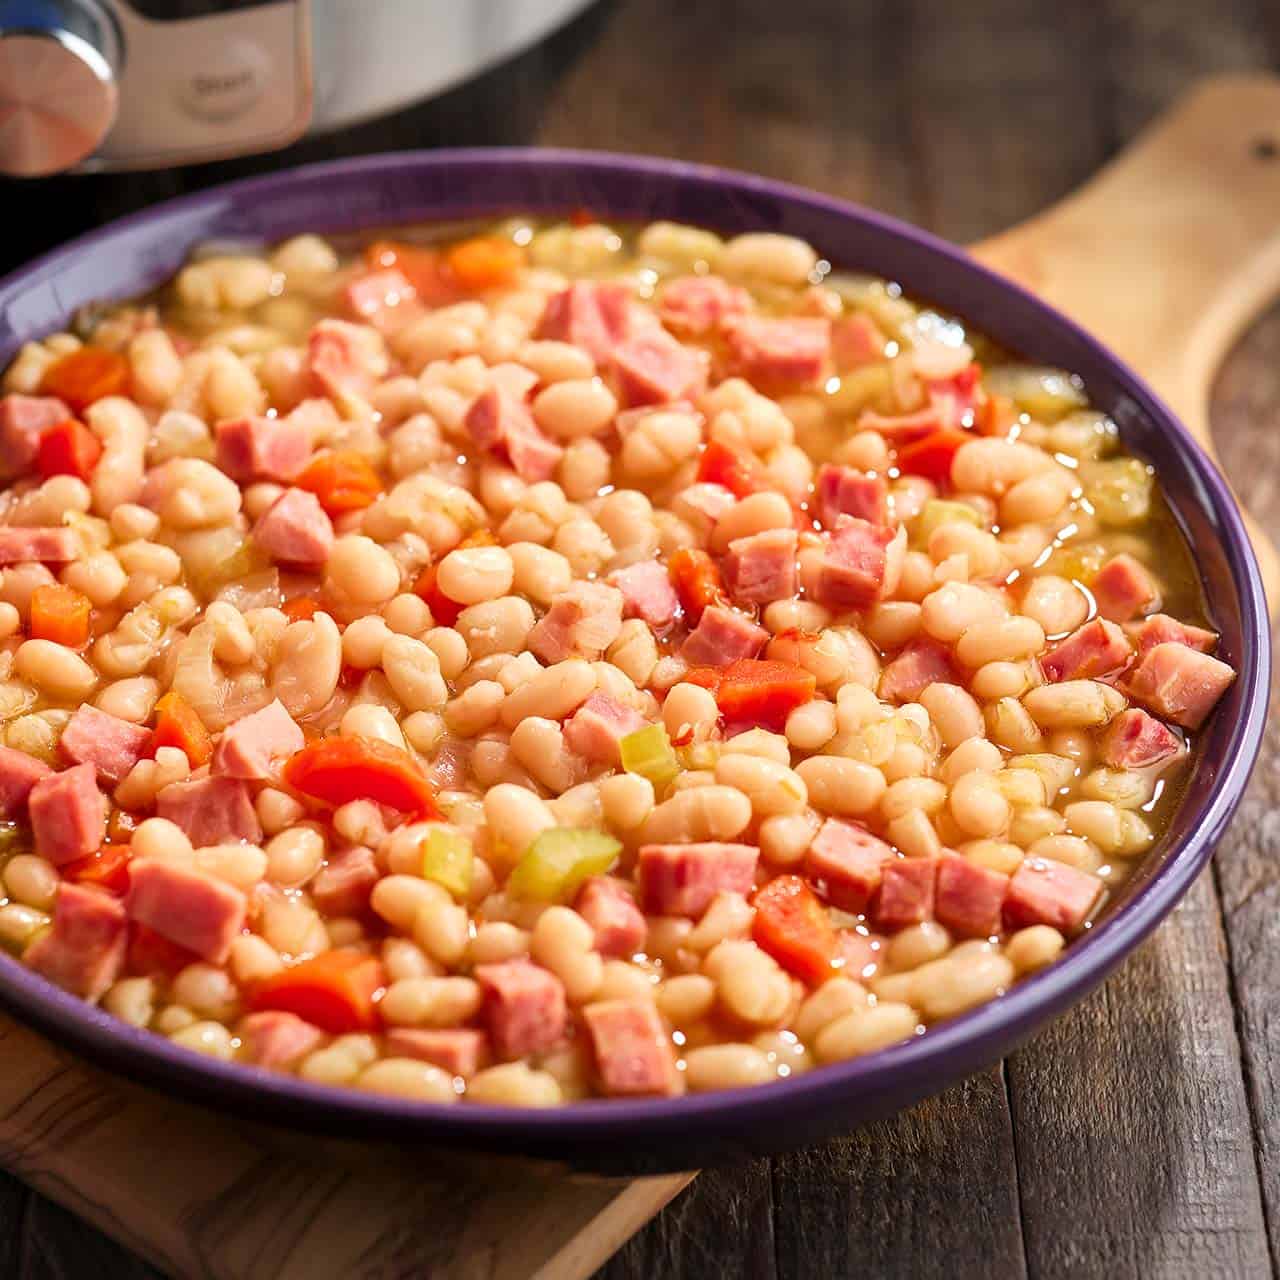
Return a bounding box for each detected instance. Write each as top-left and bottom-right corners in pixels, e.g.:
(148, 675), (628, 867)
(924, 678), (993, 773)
(412, 563), (464, 628)
(711, 658), (817, 732)
(281, 595), (324, 622)
(696, 439), (765, 499)
(36, 418), (102, 481)
(668, 548), (722, 625)
(151, 691), (213, 768)
(129, 922), (200, 978)
(40, 346), (129, 413)
(294, 449), (383, 517)
(63, 843), (132, 896)
(362, 240), (456, 304)
(284, 736), (441, 817)
(445, 237), (525, 292)
(752, 874), (838, 986)
(249, 950), (386, 1034)
(29, 583), (91, 648)
(895, 427), (971, 487)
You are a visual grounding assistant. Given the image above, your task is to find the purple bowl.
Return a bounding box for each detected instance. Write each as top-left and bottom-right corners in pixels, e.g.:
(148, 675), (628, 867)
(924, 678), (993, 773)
(0, 150), (1267, 1175)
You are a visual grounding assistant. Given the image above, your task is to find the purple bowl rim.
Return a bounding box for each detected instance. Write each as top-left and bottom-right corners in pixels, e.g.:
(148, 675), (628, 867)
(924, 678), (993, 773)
(0, 146), (1267, 1145)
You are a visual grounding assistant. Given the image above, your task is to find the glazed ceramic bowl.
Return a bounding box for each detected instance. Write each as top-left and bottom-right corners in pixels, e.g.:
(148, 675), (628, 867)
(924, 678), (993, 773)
(0, 151), (1267, 1174)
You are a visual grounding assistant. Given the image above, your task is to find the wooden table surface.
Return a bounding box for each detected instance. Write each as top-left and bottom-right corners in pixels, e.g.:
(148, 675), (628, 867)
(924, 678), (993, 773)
(3, 1), (1280, 1276)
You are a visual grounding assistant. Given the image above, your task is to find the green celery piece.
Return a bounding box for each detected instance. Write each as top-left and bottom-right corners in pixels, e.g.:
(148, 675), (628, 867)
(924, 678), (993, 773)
(507, 828), (622, 902)
(915, 499), (983, 545)
(619, 723), (680, 789)
(421, 827), (473, 900)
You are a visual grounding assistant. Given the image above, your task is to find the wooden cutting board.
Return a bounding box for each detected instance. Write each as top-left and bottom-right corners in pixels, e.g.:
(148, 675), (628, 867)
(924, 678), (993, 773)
(0, 73), (1275, 1280)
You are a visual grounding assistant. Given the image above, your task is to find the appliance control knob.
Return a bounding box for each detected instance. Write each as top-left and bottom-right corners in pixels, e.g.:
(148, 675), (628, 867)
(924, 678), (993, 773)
(0, 0), (121, 177)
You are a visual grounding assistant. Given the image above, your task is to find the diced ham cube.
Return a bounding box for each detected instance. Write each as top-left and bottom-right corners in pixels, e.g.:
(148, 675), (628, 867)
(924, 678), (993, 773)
(576, 876), (647, 957)
(215, 415), (311, 483)
(310, 845), (380, 916)
(59, 705), (152, 785)
(879, 639), (958, 703)
(238, 1010), (325, 1069)
(344, 267), (423, 335)
(383, 1028), (489, 1079)
(156, 776), (262, 847)
(813, 517), (904, 611)
(0, 526), (77, 563)
(637, 842), (759, 918)
(831, 313), (887, 371)
(815, 463), (889, 528)
(212, 699), (305, 780)
(583, 997), (678, 1097)
(805, 819), (895, 913)
(528, 581), (625, 662)
(307, 318), (386, 404)
(659, 275), (751, 335)
(125, 857), (247, 964)
(474, 960), (567, 1060)
(1099, 708), (1185, 771)
(934, 852), (1009, 939)
(1003, 856), (1103, 933)
(465, 385), (564, 482)
(1091, 554), (1158, 622)
(609, 558), (679, 630)
(722, 528), (798, 606)
(1129, 613), (1217, 655)
(872, 857), (938, 930)
(1040, 618), (1133, 683)
(253, 487), (334, 566)
(0, 394), (69, 472)
(1124, 641), (1236, 730)
(724, 315), (831, 385)
(563, 693), (647, 766)
(612, 331), (707, 405)
(0, 745), (52, 817)
(29, 764), (105, 866)
(680, 604), (768, 667)
(24, 882), (126, 1001)
(535, 282), (635, 363)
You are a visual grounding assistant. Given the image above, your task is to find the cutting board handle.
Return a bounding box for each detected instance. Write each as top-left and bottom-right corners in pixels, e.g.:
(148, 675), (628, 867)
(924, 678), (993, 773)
(972, 73), (1280, 608)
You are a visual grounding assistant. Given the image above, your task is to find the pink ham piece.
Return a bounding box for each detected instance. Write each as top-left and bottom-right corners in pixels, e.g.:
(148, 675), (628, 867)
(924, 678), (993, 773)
(535, 282), (635, 363)
(310, 845), (380, 916)
(0, 394), (69, 472)
(29, 763), (105, 866)
(872, 857), (938, 930)
(238, 1010), (325, 1069)
(1091, 553), (1158, 622)
(724, 315), (831, 385)
(125, 857), (247, 964)
(831, 313), (887, 370)
(215, 415), (311, 483)
(384, 1028), (489, 1079)
(59, 705), (152, 785)
(0, 527), (77, 564)
(474, 960), (568, 1060)
(805, 819), (894, 913)
(612, 331), (707, 406)
(563, 693), (646, 766)
(528, 581), (624, 663)
(659, 275), (750, 335)
(1099, 708), (1185, 771)
(1040, 618), (1133, 683)
(1004, 856), (1103, 933)
(1125, 641), (1236, 731)
(815, 463), (889, 529)
(637, 842), (759, 918)
(253, 487), (334, 566)
(722, 528), (798, 606)
(0, 745), (51, 817)
(465, 385), (563, 483)
(156, 775), (262, 847)
(813, 516), (904, 611)
(1129, 613), (1217, 655)
(307, 319), (384, 402)
(576, 876), (647, 957)
(609, 559), (679, 631)
(879, 639), (958, 703)
(582, 997), (678, 1097)
(212, 699), (305, 780)
(680, 605), (768, 667)
(344, 267), (423, 336)
(24, 882), (126, 1001)
(934, 852), (1009, 939)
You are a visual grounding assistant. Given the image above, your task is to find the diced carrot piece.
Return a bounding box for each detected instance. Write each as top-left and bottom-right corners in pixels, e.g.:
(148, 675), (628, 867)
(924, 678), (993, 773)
(249, 950), (386, 1034)
(445, 237), (525, 292)
(681, 666), (723, 692)
(29, 583), (91, 648)
(40, 346), (129, 413)
(696, 439), (765, 499)
(458, 528), (498, 548)
(36, 418), (102, 481)
(711, 658), (817, 731)
(752, 874), (838, 986)
(63, 843), (132, 896)
(895, 427), (972, 486)
(668, 548), (722, 624)
(412, 563), (463, 628)
(294, 449), (383, 517)
(362, 240), (456, 304)
(107, 808), (139, 844)
(151, 691), (213, 768)
(281, 595), (323, 622)
(129, 922), (200, 977)
(284, 736), (440, 817)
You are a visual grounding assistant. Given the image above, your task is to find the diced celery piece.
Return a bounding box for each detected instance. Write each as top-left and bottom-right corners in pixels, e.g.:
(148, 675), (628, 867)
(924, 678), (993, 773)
(507, 828), (621, 903)
(421, 827), (473, 900)
(1046, 540), (1110, 584)
(914, 499), (983, 546)
(1041, 411), (1119, 462)
(985, 364), (1087, 422)
(619, 723), (681, 789)
(1080, 457), (1153, 527)
(679, 740), (721, 772)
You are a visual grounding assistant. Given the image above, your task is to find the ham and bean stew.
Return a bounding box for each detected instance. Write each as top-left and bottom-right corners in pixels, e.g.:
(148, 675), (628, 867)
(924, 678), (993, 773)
(0, 216), (1234, 1105)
